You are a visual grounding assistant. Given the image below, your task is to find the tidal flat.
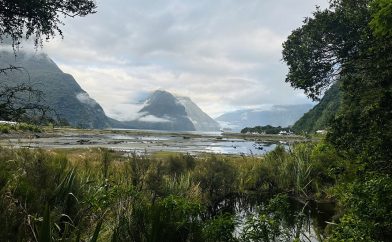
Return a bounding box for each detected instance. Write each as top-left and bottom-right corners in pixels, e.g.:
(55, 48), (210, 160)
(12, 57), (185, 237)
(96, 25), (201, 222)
(0, 127), (306, 156)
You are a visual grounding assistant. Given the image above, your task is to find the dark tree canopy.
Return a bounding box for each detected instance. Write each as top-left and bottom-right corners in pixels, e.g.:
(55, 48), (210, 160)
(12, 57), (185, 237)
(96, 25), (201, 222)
(370, 0), (392, 37)
(0, 80), (52, 122)
(283, 0), (392, 240)
(282, 0), (392, 167)
(0, 0), (97, 47)
(282, 1), (371, 101)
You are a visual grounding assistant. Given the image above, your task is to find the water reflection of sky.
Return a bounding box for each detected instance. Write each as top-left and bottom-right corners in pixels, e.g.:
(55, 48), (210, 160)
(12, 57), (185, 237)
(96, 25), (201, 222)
(206, 141), (279, 155)
(4, 131), (290, 156)
(107, 134), (172, 141)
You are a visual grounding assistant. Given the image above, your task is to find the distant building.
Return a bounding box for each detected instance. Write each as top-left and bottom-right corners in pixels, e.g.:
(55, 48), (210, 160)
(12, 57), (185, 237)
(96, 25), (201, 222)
(279, 130), (293, 136)
(316, 130), (327, 134)
(0, 121), (17, 125)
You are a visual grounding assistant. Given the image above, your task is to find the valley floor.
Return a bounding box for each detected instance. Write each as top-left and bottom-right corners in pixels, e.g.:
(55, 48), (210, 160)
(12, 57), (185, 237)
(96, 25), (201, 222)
(0, 127), (306, 156)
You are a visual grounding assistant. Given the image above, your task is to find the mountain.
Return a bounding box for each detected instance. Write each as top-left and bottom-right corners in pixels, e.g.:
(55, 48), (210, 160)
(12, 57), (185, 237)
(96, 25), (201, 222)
(0, 51), (111, 128)
(0, 52), (220, 131)
(123, 90), (220, 131)
(292, 83), (341, 133)
(176, 96), (221, 131)
(216, 104), (314, 131)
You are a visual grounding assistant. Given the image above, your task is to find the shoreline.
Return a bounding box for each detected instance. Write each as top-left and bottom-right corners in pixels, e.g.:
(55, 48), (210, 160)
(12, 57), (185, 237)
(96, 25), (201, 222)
(0, 127), (302, 156)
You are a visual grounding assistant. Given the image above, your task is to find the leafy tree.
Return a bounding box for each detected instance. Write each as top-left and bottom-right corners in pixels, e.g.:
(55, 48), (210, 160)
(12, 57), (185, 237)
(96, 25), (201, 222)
(282, 0), (392, 240)
(0, 81), (52, 122)
(0, 0), (97, 48)
(370, 0), (392, 37)
(282, 0), (392, 171)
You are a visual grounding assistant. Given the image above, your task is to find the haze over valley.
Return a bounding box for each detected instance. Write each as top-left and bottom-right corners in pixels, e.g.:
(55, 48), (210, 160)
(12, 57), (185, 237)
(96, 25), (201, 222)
(0, 50), (316, 131)
(34, 0), (331, 122)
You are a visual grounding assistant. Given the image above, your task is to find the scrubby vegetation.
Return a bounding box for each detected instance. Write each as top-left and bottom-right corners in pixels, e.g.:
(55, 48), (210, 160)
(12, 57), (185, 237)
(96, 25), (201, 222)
(0, 129), (391, 241)
(0, 142), (348, 242)
(0, 123), (42, 133)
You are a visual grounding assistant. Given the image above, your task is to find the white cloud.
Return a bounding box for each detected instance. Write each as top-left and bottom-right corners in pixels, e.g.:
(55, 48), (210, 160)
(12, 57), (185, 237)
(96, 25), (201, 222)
(38, 0), (328, 119)
(218, 121), (240, 130)
(107, 103), (146, 121)
(138, 114), (171, 123)
(76, 92), (98, 107)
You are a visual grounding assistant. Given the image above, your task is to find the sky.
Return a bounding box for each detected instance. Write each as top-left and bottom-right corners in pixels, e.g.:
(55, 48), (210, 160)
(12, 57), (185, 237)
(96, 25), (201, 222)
(40, 0), (329, 120)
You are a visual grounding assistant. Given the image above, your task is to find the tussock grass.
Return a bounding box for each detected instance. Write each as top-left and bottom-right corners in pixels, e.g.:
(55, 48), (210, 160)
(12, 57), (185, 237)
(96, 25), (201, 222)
(0, 142), (341, 241)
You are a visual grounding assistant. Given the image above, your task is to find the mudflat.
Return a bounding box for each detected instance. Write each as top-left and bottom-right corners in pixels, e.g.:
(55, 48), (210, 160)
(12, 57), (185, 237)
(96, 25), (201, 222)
(0, 128), (306, 156)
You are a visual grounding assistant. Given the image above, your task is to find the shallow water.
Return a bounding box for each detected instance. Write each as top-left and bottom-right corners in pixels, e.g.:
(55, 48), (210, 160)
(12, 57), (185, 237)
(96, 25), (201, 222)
(0, 129), (290, 156)
(206, 140), (278, 155)
(213, 195), (334, 242)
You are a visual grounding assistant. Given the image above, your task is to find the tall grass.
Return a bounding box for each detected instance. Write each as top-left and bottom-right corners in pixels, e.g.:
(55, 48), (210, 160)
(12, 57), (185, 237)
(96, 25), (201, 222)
(0, 142), (341, 241)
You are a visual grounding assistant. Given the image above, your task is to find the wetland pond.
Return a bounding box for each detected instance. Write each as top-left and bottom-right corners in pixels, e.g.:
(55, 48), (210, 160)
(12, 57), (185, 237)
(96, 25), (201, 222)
(213, 195), (335, 242)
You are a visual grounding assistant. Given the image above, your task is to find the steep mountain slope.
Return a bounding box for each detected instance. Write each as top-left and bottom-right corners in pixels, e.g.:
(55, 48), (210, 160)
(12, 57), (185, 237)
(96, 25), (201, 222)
(123, 90), (220, 131)
(176, 96), (220, 131)
(292, 83), (341, 133)
(0, 51), (111, 128)
(216, 104), (313, 131)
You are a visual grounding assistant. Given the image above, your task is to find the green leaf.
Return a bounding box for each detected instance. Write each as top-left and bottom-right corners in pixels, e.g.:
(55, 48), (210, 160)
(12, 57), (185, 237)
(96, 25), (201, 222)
(39, 205), (51, 242)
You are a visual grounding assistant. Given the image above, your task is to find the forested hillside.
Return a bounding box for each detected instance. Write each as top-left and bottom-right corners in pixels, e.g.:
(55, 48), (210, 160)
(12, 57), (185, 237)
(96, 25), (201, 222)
(292, 83), (341, 133)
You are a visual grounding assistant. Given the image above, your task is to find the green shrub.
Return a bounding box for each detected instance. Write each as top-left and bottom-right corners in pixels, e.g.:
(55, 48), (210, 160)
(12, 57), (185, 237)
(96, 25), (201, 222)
(0, 148), (91, 241)
(0, 125), (10, 133)
(112, 195), (203, 242)
(330, 174), (392, 241)
(203, 213), (238, 242)
(16, 123), (41, 132)
(192, 156), (238, 206)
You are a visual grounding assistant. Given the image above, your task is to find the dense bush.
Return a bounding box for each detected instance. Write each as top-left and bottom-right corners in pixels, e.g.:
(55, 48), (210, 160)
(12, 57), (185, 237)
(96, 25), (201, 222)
(0, 123), (41, 133)
(1, 140), (389, 241)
